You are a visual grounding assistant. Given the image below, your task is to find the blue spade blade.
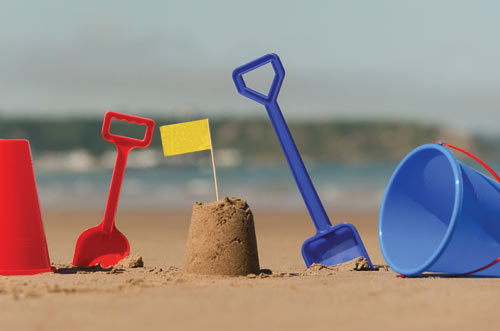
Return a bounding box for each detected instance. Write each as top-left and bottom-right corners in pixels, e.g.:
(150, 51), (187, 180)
(232, 53), (372, 268)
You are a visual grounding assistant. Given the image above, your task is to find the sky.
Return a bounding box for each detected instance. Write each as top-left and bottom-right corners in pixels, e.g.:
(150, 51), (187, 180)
(1, 1), (500, 133)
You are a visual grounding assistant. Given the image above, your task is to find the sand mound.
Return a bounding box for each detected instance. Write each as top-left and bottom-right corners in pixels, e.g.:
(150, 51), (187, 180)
(306, 257), (372, 275)
(184, 197), (260, 276)
(116, 254), (144, 269)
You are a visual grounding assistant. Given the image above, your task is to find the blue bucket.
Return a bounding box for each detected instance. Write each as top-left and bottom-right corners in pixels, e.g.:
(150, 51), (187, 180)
(379, 143), (500, 276)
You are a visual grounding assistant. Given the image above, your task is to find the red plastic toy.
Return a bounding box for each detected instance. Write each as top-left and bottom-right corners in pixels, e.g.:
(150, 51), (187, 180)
(72, 111), (155, 267)
(0, 140), (54, 275)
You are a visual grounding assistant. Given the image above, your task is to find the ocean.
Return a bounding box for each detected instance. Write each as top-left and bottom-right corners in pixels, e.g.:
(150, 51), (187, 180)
(34, 162), (397, 212)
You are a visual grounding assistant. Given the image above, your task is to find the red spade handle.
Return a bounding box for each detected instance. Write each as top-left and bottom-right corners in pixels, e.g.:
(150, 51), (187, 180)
(101, 111), (155, 232)
(102, 111), (155, 148)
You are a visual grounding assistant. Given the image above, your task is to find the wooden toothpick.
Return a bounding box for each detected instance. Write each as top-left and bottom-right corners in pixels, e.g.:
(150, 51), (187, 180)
(207, 119), (219, 201)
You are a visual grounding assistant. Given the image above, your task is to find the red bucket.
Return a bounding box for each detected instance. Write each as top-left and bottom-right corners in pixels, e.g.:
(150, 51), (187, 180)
(0, 140), (53, 275)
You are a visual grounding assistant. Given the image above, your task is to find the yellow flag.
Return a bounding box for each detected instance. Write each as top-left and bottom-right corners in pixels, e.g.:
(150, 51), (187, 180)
(160, 119), (212, 157)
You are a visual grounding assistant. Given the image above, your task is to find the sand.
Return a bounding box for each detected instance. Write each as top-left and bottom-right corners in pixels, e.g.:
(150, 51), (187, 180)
(0, 210), (499, 331)
(184, 197), (260, 275)
(306, 257), (372, 274)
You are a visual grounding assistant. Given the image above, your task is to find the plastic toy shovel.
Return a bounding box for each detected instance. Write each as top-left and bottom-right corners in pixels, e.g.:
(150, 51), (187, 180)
(73, 111), (155, 267)
(233, 54), (373, 269)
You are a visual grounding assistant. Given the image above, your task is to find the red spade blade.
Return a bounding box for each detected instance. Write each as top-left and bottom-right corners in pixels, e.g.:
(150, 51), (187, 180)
(72, 224), (130, 268)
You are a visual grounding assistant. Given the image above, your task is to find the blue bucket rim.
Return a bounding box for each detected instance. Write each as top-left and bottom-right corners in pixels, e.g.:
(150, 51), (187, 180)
(378, 143), (464, 276)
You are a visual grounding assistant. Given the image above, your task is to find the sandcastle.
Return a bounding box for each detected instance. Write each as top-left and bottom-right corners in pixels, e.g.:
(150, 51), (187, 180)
(184, 197), (260, 276)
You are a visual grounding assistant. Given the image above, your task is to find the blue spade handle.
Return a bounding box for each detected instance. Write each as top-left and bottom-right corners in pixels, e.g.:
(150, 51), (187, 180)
(233, 53), (332, 232)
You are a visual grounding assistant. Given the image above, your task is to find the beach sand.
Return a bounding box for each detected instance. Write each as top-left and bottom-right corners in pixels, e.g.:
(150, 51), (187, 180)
(0, 209), (499, 330)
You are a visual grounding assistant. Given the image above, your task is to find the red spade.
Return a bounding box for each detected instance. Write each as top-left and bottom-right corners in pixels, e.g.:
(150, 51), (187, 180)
(72, 111), (155, 268)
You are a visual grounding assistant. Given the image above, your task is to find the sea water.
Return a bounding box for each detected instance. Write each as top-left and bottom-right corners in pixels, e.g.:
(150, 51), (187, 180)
(35, 163), (395, 211)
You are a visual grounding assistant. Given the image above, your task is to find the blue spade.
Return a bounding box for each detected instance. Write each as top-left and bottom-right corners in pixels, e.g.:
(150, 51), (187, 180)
(232, 53), (373, 268)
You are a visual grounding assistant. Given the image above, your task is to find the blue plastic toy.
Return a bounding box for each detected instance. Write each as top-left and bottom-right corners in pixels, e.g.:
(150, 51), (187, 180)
(232, 53), (373, 269)
(379, 142), (500, 276)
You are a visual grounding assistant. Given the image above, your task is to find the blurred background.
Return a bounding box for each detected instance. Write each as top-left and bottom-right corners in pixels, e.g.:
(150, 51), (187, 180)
(1, 0), (500, 212)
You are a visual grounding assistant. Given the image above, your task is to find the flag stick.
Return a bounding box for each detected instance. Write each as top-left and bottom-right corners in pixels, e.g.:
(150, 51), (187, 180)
(207, 120), (219, 201)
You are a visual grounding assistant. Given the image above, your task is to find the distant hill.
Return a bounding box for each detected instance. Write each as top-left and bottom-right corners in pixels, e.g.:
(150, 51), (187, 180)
(1, 116), (499, 164)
